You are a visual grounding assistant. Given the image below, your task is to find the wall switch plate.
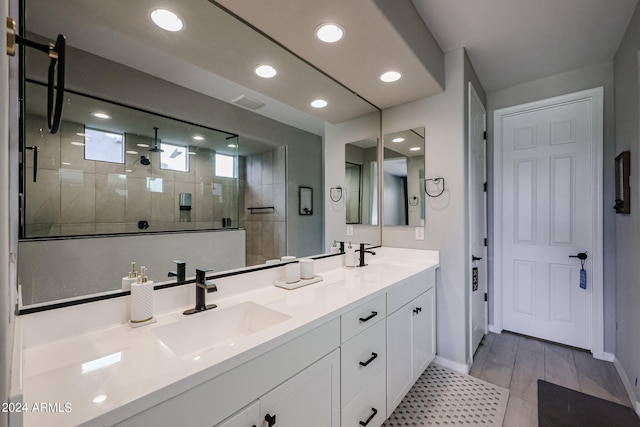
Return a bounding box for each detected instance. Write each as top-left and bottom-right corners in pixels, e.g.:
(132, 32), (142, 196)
(346, 225), (354, 236)
(415, 227), (424, 240)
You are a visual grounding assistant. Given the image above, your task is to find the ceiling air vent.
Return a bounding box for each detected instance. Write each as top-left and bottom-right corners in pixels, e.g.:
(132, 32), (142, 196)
(231, 95), (265, 110)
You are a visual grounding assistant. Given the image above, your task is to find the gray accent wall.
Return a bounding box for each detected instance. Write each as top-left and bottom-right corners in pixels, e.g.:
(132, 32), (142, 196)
(613, 1), (640, 407)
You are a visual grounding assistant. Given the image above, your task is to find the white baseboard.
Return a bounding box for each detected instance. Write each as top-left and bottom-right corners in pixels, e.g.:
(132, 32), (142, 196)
(488, 324), (502, 334)
(433, 355), (470, 374)
(613, 356), (640, 416)
(596, 351), (615, 362)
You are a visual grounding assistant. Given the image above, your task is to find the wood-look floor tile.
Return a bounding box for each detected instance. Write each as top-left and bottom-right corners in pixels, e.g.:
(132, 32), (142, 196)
(510, 348), (545, 404)
(544, 342), (580, 391)
(606, 362), (633, 407)
(502, 394), (537, 427)
(470, 335), (492, 377)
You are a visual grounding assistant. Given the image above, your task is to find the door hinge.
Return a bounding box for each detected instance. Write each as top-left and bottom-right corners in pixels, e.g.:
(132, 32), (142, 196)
(483, 130), (487, 140)
(484, 238), (487, 247)
(484, 293), (488, 302)
(483, 182), (488, 192)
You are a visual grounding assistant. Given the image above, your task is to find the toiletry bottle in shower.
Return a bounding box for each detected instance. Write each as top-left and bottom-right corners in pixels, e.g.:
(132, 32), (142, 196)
(122, 261), (138, 291)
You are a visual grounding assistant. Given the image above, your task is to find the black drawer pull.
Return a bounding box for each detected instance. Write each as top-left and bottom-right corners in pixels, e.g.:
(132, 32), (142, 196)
(359, 311), (378, 323)
(359, 352), (378, 367)
(413, 307), (422, 315)
(359, 407), (378, 426)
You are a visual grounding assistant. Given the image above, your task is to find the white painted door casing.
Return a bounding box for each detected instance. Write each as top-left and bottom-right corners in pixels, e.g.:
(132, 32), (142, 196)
(493, 87), (604, 356)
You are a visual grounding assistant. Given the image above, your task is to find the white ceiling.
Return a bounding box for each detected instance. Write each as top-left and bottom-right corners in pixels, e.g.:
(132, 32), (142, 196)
(412, 0), (639, 92)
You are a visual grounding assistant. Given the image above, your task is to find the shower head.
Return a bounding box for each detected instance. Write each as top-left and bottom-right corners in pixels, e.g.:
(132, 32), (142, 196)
(140, 155), (151, 166)
(149, 127), (164, 152)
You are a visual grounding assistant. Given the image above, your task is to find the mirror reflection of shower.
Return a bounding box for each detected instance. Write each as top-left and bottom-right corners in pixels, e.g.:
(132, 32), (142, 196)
(344, 137), (379, 226)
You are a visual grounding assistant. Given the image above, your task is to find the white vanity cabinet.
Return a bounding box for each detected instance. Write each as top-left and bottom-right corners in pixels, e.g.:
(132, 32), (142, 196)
(215, 401), (259, 427)
(386, 269), (436, 415)
(340, 295), (387, 427)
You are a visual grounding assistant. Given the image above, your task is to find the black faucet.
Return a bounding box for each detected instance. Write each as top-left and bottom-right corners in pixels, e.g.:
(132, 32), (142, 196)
(168, 260), (186, 283)
(335, 240), (345, 254)
(183, 268), (218, 315)
(357, 243), (376, 267)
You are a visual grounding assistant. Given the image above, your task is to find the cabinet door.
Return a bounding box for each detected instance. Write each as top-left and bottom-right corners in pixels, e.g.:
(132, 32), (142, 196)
(260, 349), (340, 427)
(215, 400), (259, 427)
(412, 287), (436, 377)
(386, 303), (414, 414)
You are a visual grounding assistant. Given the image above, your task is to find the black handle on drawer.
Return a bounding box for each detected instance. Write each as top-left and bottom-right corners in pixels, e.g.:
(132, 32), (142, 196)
(413, 307), (423, 315)
(359, 311), (378, 323)
(359, 407), (378, 426)
(359, 352), (378, 367)
(264, 413), (276, 426)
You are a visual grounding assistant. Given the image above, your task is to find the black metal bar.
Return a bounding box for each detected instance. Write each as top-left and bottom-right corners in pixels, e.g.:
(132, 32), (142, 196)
(359, 408), (378, 426)
(359, 352), (378, 367)
(25, 146), (38, 182)
(358, 311), (378, 323)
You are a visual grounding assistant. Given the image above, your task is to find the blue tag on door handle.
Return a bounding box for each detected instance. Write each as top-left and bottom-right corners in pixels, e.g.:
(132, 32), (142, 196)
(580, 268), (587, 289)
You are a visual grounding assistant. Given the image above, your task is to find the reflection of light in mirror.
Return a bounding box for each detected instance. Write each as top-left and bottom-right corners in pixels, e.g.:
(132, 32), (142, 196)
(137, 143), (150, 148)
(81, 352), (122, 374)
(227, 143), (237, 148)
(151, 9), (184, 32)
(126, 150), (138, 155)
(92, 395), (107, 404)
(315, 23), (344, 43)
(188, 151), (196, 155)
(62, 162), (71, 166)
(76, 132), (86, 137)
(192, 135), (204, 141)
(380, 71), (402, 82)
(311, 99), (328, 108)
(125, 169), (133, 173)
(392, 137), (405, 143)
(91, 112), (111, 119)
(70, 141), (85, 146)
(410, 147), (421, 151)
(255, 65), (277, 78)
(147, 178), (163, 193)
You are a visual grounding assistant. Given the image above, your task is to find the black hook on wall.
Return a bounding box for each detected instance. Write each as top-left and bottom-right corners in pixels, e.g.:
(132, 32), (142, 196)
(6, 17), (66, 134)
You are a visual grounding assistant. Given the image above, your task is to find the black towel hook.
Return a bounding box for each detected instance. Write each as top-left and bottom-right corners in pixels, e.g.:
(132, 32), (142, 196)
(6, 17), (66, 134)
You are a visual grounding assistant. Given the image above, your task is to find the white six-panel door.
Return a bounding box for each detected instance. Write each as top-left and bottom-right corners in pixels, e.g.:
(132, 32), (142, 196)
(495, 88), (603, 351)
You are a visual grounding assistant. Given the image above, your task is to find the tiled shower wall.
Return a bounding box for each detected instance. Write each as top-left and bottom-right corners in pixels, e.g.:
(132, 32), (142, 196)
(25, 115), (238, 237)
(239, 146), (287, 265)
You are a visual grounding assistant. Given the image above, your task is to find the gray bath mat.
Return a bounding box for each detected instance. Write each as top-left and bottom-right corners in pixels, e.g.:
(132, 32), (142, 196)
(383, 363), (509, 426)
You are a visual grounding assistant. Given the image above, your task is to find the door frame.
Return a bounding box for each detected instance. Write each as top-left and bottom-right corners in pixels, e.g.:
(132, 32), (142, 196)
(492, 87), (604, 358)
(468, 82), (488, 362)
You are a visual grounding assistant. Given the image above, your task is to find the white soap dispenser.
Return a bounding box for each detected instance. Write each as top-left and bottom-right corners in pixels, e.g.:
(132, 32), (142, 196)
(121, 261), (138, 291)
(345, 241), (356, 267)
(330, 240), (341, 254)
(129, 266), (157, 328)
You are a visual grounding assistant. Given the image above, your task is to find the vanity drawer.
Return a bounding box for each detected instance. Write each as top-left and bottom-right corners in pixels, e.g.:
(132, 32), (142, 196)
(341, 319), (386, 407)
(387, 268), (435, 314)
(341, 294), (386, 343)
(341, 370), (386, 427)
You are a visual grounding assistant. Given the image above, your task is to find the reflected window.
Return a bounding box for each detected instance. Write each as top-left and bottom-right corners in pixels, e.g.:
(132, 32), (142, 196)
(84, 128), (124, 163)
(215, 153), (236, 178)
(160, 142), (189, 172)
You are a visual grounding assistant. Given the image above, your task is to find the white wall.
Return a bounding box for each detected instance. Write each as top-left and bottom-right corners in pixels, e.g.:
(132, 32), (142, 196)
(324, 112), (381, 248)
(613, 2), (640, 406)
(486, 61), (616, 353)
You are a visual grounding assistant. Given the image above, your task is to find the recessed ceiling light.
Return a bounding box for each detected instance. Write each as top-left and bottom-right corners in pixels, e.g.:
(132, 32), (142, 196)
(392, 137), (405, 143)
(92, 112), (111, 119)
(311, 99), (328, 108)
(410, 147), (421, 151)
(315, 23), (344, 43)
(192, 135), (205, 141)
(126, 150), (138, 155)
(227, 143), (237, 148)
(380, 71), (402, 83)
(254, 65), (277, 78)
(150, 9), (184, 32)
(137, 143), (150, 148)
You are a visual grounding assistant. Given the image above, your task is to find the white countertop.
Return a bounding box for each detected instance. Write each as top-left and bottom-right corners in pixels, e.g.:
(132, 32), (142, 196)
(17, 247), (439, 427)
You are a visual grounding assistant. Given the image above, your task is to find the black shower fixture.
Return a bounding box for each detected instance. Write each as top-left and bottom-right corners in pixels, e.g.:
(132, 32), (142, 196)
(140, 155), (151, 166)
(149, 127), (164, 152)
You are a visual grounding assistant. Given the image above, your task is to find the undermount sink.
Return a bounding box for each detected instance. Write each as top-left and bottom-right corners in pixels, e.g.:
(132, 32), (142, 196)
(152, 301), (291, 357)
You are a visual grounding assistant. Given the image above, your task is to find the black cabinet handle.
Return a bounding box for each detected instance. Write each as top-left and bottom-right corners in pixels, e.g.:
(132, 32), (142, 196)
(359, 352), (378, 367)
(359, 311), (378, 323)
(413, 307), (422, 315)
(264, 413), (276, 426)
(359, 407), (378, 426)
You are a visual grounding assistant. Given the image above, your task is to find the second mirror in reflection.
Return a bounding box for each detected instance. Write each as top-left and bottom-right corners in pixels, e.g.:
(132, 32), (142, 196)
(383, 127), (425, 227)
(345, 138), (379, 226)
